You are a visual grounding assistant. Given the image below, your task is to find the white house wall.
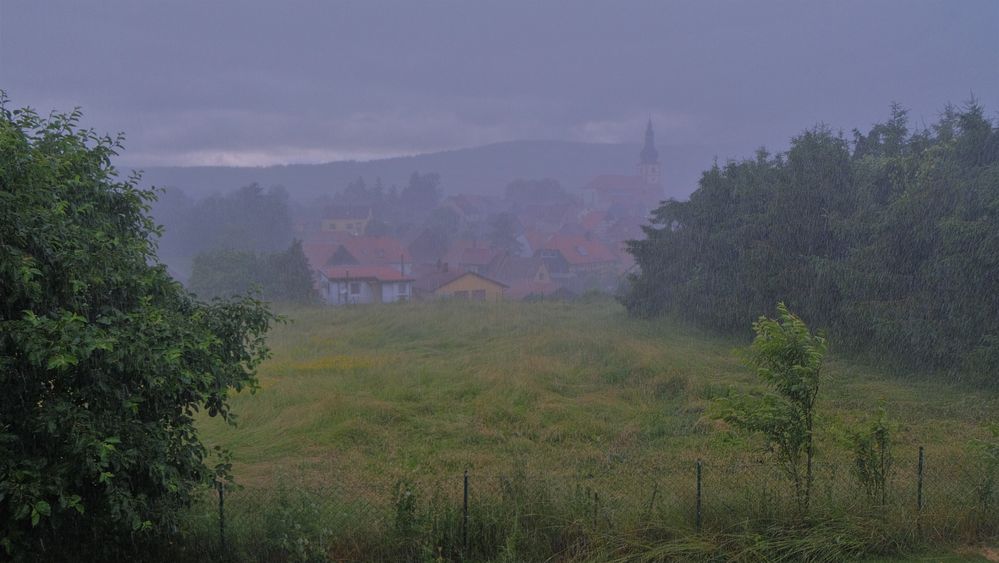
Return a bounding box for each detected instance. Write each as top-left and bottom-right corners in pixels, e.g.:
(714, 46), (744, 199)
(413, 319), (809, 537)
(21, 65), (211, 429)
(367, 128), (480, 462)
(381, 281), (412, 303)
(325, 279), (376, 305)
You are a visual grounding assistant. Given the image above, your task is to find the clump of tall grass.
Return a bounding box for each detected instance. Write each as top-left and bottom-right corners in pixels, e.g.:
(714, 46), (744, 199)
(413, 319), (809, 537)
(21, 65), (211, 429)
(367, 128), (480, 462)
(587, 517), (920, 563)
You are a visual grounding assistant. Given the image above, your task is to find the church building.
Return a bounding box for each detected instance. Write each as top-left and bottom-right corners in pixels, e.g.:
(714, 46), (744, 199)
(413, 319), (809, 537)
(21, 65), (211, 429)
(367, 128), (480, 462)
(582, 120), (664, 217)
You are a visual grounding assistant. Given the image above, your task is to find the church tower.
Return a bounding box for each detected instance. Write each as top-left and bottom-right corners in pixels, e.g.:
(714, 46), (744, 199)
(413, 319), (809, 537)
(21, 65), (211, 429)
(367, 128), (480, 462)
(638, 119), (661, 187)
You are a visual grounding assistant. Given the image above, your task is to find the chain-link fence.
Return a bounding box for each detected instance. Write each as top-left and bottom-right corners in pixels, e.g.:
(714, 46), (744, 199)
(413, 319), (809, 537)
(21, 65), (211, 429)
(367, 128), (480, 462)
(175, 446), (999, 561)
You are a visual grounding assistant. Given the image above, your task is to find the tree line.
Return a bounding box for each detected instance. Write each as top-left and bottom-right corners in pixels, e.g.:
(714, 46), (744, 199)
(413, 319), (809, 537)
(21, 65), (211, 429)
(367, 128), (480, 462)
(623, 101), (999, 385)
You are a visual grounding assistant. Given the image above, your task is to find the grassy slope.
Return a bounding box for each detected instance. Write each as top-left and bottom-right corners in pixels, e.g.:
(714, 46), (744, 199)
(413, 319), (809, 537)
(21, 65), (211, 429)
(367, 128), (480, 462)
(200, 299), (997, 490)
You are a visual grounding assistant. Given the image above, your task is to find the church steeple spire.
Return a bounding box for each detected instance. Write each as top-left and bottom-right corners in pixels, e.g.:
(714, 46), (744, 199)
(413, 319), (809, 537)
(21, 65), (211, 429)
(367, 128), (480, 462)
(638, 118), (662, 187)
(640, 118), (659, 165)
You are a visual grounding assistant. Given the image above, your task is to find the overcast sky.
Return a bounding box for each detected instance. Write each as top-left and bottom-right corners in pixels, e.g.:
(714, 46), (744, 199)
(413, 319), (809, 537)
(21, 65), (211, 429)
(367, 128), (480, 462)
(1, 0), (996, 167)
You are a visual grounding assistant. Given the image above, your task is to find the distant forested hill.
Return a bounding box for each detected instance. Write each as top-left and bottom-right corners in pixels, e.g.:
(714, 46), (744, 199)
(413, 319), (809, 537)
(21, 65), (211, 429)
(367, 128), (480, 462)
(138, 140), (721, 202)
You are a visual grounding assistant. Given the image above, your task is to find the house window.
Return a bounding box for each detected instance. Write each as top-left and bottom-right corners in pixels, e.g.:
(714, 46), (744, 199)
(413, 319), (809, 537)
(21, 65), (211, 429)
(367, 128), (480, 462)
(350, 282), (361, 295)
(398, 283), (408, 293)
(453, 290), (469, 300)
(471, 289), (486, 301)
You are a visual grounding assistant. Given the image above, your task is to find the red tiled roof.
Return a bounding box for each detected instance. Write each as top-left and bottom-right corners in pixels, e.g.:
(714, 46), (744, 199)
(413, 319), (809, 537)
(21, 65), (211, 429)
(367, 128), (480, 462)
(339, 237), (411, 265)
(558, 222), (587, 236)
(322, 266), (413, 282)
(580, 210), (608, 230)
(303, 241), (341, 269)
(523, 230), (551, 253)
(486, 253), (546, 284)
(441, 240), (499, 267)
(304, 237), (411, 270)
(540, 234), (618, 266)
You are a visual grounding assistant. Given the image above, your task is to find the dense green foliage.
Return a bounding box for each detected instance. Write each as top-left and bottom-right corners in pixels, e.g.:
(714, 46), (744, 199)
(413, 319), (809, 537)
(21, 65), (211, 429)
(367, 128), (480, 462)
(623, 102), (999, 383)
(187, 239), (318, 303)
(150, 182), (295, 278)
(714, 303), (827, 513)
(0, 100), (275, 559)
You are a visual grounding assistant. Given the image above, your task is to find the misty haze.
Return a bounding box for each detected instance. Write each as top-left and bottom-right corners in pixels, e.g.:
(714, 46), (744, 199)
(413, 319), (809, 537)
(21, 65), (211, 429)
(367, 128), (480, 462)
(1, 1), (998, 561)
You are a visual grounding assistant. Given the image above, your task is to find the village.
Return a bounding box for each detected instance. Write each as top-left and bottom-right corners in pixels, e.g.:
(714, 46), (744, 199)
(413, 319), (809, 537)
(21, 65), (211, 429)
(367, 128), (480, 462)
(296, 121), (665, 305)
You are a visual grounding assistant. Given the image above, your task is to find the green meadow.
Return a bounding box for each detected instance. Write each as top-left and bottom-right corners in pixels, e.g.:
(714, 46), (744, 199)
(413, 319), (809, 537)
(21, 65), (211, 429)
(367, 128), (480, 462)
(190, 299), (999, 561)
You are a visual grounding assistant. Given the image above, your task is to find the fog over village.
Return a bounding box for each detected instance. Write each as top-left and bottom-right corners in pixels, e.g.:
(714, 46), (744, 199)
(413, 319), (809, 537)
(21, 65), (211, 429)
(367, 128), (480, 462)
(2, 1), (999, 561)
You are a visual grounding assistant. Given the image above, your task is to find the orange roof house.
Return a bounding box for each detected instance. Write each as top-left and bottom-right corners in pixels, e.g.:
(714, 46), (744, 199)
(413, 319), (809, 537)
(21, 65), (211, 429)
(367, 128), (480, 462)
(330, 236), (411, 273)
(441, 241), (501, 274)
(486, 252), (560, 300)
(486, 253), (550, 284)
(413, 267), (507, 301)
(537, 234), (618, 273)
(304, 237), (411, 273)
(303, 241), (341, 270)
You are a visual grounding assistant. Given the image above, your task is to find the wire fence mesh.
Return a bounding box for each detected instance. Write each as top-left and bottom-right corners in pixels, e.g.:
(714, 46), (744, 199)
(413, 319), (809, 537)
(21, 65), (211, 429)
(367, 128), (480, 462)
(177, 445), (999, 561)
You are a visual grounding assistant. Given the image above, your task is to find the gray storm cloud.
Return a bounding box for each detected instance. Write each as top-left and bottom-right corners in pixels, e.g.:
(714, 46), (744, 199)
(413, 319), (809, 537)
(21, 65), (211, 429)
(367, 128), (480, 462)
(1, 0), (995, 167)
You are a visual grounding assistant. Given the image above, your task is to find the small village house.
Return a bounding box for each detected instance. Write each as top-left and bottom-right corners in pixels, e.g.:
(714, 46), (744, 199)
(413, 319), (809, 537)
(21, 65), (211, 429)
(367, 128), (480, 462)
(485, 252), (560, 300)
(303, 236), (411, 273)
(413, 266), (507, 301)
(536, 234), (618, 275)
(441, 241), (501, 274)
(321, 205), (373, 236)
(327, 236), (412, 274)
(319, 266), (413, 305)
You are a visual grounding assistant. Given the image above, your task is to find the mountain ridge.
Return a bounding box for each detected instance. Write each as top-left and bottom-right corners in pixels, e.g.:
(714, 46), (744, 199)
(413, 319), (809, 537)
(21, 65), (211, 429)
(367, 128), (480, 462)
(138, 139), (730, 202)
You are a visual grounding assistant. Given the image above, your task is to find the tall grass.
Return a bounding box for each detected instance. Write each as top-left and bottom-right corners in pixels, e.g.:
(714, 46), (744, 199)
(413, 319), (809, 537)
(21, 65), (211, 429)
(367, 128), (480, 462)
(181, 299), (998, 561)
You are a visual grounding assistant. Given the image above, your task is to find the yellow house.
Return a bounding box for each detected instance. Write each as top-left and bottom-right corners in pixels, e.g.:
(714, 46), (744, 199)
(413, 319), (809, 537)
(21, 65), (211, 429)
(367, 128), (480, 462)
(414, 269), (507, 301)
(321, 206), (372, 235)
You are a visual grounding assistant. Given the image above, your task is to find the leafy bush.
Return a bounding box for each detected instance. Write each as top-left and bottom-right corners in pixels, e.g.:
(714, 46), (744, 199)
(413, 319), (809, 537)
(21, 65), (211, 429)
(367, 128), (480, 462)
(714, 303), (827, 514)
(0, 98), (274, 559)
(848, 406), (895, 507)
(262, 488), (334, 563)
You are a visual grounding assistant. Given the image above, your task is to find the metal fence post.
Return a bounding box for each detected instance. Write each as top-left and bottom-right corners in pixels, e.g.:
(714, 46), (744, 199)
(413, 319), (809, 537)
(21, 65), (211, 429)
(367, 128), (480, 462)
(217, 481), (227, 557)
(695, 459), (703, 532)
(917, 446), (925, 514)
(462, 469), (469, 555)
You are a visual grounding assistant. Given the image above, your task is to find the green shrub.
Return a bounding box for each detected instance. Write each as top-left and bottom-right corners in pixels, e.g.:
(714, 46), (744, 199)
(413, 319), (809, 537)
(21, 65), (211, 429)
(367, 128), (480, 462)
(714, 303), (827, 515)
(848, 406), (895, 507)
